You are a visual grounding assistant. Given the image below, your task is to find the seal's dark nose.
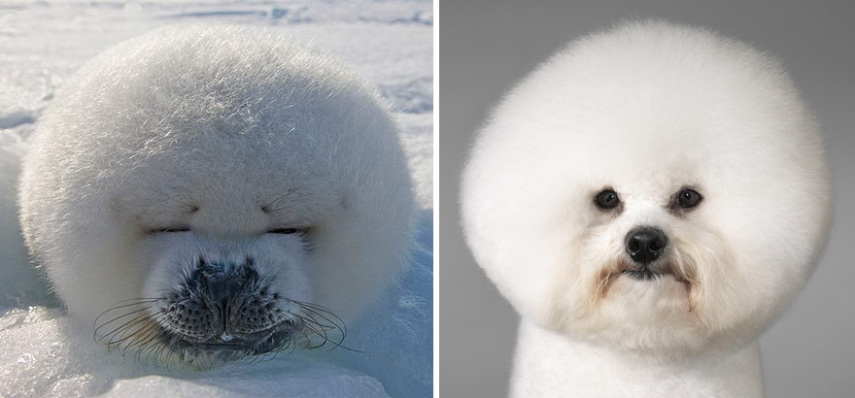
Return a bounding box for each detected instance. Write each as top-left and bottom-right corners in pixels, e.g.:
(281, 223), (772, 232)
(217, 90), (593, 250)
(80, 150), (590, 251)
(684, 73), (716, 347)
(205, 269), (244, 309)
(625, 227), (667, 265)
(192, 257), (258, 312)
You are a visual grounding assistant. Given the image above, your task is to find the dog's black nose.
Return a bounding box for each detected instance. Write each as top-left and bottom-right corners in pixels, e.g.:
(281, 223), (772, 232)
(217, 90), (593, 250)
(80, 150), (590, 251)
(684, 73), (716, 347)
(625, 227), (667, 264)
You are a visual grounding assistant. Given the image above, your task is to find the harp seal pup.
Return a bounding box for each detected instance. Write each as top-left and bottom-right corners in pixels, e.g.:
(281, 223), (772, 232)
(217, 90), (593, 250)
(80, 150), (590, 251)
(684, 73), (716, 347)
(19, 24), (415, 369)
(461, 21), (832, 397)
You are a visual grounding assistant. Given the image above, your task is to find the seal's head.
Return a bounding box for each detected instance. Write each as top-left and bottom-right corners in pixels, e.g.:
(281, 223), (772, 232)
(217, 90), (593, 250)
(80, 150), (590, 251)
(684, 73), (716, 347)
(461, 21), (832, 359)
(19, 25), (414, 368)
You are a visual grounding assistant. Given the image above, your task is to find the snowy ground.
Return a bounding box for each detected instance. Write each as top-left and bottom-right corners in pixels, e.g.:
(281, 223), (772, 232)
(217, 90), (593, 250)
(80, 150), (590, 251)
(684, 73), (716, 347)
(0, 1), (432, 397)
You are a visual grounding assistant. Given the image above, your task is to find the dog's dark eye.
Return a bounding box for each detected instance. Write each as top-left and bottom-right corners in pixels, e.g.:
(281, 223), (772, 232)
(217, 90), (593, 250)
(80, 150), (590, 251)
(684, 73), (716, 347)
(269, 228), (304, 235)
(677, 189), (703, 208)
(595, 189), (620, 210)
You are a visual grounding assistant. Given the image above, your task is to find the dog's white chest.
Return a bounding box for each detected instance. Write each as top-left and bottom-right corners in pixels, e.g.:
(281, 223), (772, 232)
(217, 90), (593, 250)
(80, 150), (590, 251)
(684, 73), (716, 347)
(511, 321), (764, 398)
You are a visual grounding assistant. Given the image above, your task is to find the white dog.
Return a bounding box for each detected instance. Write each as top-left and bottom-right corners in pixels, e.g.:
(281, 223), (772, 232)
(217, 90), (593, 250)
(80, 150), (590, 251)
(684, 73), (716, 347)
(461, 21), (832, 397)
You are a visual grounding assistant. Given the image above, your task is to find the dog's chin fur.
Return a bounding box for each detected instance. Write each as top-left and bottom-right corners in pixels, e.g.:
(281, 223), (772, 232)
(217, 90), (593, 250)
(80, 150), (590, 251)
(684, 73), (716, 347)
(462, 20), (833, 365)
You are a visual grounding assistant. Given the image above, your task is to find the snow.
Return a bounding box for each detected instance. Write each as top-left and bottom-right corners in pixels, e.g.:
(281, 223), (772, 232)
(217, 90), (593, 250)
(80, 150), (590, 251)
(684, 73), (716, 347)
(0, 1), (433, 397)
(0, 307), (391, 397)
(0, 109), (35, 130)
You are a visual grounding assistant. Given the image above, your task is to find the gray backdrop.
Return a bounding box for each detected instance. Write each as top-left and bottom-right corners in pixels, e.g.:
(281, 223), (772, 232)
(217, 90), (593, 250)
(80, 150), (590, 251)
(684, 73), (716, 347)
(439, 1), (855, 397)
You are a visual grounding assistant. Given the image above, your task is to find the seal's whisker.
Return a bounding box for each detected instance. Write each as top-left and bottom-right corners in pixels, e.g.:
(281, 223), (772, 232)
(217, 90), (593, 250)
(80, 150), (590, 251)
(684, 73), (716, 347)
(93, 297), (162, 329)
(124, 322), (160, 350)
(144, 339), (167, 367)
(133, 333), (161, 365)
(90, 293), (355, 369)
(299, 320), (330, 347)
(99, 314), (153, 346)
(292, 300), (347, 331)
(297, 307), (347, 347)
(294, 325), (317, 348)
(94, 306), (153, 337)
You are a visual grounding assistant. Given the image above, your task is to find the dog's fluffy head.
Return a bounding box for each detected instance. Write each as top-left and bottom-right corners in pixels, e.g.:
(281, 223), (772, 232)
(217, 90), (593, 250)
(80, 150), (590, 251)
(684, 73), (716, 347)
(461, 21), (832, 359)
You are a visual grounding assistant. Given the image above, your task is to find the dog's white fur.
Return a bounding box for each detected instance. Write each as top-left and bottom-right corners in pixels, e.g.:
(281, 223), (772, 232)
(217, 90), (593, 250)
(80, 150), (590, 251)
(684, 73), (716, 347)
(19, 25), (414, 361)
(462, 21), (832, 397)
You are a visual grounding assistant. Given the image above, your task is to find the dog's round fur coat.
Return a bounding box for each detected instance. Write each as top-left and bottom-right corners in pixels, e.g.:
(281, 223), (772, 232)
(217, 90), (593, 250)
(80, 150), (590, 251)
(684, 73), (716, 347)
(462, 20), (832, 396)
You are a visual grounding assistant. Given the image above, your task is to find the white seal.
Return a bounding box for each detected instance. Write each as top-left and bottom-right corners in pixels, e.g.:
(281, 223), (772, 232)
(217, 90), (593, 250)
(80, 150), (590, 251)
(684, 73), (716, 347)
(19, 24), (414, 369)
(462, 20), (832, 397)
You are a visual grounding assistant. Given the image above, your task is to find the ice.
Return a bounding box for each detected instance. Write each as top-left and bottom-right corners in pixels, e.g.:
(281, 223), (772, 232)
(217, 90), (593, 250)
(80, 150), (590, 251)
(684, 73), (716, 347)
(0, 307), (391, 397)
(0, 1), (433, 396)
(0, 130), (53, 309)
(0, 255), (432, 397)
(103, 368), (389, 398)
(0, 109), (36, 130)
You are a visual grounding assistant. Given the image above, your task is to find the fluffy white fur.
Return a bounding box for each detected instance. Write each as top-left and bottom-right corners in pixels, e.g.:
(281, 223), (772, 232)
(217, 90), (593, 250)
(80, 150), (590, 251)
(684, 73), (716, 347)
(19, 25), (414, 366)
(462, 21), (832, 397)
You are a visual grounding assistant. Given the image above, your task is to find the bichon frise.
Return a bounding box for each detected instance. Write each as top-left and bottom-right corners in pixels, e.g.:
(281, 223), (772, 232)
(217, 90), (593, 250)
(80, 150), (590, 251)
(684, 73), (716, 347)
(461, 20), (832, 397)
